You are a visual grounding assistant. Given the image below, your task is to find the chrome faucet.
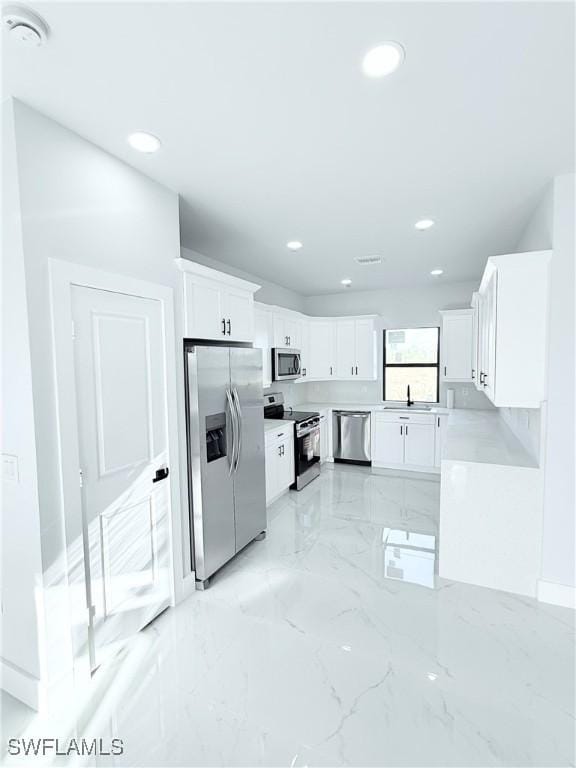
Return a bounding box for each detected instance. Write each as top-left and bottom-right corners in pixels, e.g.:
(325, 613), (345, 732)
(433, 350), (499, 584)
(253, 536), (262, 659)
(407, 385), (414, 407)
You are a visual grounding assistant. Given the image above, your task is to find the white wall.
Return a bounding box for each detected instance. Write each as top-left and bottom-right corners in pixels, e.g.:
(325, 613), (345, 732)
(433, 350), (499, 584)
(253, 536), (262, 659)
(5, 99), (184, 706)
(510, 174), (575, 593)
(181, 246), (305, 312)
(1, 101), (44, 697)
(301, 280), (493, 408)
(540, 174), (575, 589)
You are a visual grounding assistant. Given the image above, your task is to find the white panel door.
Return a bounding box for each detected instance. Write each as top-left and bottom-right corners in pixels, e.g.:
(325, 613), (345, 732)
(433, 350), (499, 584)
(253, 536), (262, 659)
(443, 314), (473, 381)
(355, 319), (375, 379)
(336, 320), (356, 379)
(404, 423), (436, 468)
(373, 420), (405, 465)
(309, 321), (335, 379)
(184, 274), (224, 339)
(277, 436), (294, 491)
(224, 287), (253, 342)
(71, 286), (172, 670)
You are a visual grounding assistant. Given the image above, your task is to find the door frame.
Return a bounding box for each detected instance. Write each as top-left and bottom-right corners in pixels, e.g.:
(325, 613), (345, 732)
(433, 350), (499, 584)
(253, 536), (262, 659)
(48, 258), (182, 688)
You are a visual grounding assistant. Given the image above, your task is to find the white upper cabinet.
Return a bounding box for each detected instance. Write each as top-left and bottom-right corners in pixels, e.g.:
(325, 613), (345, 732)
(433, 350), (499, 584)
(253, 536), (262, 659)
(333, 317), (377, 380)
(335, 320), (356, 378)
(354, 318), (377, 379)
(298, 318), (310, 380)
(474, 250), (551, 408)
(273, 313), (300, 349)
(308, 321), (336, 379)
(254, 307), (273, 388)
(177, 259), (259, 342)
(440, 309), (474, 382)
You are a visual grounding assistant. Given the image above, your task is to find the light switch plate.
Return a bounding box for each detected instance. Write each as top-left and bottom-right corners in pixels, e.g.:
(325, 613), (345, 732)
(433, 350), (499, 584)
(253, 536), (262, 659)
(1, 454), (19, 483)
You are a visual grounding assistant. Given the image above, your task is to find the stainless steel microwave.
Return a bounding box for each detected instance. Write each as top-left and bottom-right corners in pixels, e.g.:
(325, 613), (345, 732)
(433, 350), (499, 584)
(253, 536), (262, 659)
(272, 348), (301, 381)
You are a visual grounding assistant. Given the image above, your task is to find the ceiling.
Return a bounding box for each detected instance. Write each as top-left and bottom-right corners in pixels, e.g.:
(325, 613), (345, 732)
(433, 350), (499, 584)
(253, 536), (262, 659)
(3, 1), (574, 295)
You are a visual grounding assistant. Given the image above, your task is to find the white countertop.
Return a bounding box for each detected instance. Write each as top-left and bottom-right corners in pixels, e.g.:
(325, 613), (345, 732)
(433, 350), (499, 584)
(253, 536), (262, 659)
(442, 409), (538, 469)
(303, 401), (450, 415)
(264, 418), (294, 433)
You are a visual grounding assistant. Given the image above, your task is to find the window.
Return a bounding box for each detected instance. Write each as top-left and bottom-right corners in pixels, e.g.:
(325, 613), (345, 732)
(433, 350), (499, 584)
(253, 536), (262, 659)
(383, 327), (440, 403)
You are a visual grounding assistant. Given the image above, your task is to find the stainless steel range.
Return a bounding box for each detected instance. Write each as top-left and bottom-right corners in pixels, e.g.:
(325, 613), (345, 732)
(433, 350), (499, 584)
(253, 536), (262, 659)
(264, 393), (320, 490)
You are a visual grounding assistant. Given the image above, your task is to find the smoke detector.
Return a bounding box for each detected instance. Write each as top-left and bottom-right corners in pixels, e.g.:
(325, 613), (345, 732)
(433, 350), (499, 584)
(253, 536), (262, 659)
(354, 255), (383, 266)
(3, 5), (49, 47)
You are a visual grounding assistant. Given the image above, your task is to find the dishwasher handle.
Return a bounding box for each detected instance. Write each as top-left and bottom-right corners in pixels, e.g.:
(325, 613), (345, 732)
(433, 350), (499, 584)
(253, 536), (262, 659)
(333, 411), (371, 418)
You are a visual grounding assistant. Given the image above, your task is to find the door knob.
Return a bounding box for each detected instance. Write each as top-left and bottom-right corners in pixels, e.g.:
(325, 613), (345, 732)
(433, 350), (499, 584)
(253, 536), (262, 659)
(153, 467), (170, 483)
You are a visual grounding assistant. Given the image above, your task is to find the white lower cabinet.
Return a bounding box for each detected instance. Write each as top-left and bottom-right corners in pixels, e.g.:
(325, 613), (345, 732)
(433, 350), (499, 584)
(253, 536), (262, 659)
(403, 422), (435, 467)
(372, 419), (404, 465)
(372, 412), (438, 472)
(319, 410), (330, 462)
(265, 426), (294, 505)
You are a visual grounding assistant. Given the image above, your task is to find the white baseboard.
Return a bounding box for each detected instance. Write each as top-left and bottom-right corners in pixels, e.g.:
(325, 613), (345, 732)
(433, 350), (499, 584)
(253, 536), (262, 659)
(537, 579), (576, 610)
(0, 657), (41, 710)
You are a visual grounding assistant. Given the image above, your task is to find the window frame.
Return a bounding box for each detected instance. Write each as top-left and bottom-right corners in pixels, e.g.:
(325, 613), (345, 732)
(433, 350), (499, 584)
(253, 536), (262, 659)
(382, 327), (440, 404)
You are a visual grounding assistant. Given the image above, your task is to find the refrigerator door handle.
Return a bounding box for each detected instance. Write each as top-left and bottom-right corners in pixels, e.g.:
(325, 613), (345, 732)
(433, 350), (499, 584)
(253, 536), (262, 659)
(232, 387), (243, 472)
(225, 388), (237, 476)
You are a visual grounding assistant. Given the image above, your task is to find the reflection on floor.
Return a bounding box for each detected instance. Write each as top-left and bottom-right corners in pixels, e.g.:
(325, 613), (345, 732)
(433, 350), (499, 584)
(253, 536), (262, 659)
(2, 465), (575, 766)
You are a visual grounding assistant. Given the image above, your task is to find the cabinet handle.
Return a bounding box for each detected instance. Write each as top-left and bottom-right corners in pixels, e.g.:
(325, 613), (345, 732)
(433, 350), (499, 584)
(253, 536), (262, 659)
(303, 368), (306, 376)
(437, 417), (440, 427)
(221, 319), (226, 335)
(405, 425), (408, 435)
(285, 336), (288, 345)
(288, 336), (291, 346)
(444, 366), (447, 376)
(355, 366), (358, 375)
(400, 425), (403, 435)
(227, 319), (231, 335)
(330, 366), (333, 376)
(471, 368), (475, 380)
(351, 366), (354, 375)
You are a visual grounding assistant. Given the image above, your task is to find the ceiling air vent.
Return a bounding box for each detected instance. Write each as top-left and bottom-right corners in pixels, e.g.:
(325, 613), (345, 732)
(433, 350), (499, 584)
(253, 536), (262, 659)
(354, 255), (383, 265)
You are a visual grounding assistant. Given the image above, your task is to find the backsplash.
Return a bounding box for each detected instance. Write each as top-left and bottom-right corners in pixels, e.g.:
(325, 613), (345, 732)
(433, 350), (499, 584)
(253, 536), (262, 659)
(500, 406), (542, 464)
(263, 381), (308, 408)
(300, 380), (494, 409)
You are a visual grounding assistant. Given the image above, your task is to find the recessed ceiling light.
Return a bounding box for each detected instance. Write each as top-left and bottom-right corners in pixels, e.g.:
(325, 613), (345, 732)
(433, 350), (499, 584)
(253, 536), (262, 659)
(127, 131), (161, 153)
(362, 42), (405, 78)
(286, 240), (303, 251)
(415, 219), (435, 231)
(341, 278), (352, 287)
(430, 269), (444, 276)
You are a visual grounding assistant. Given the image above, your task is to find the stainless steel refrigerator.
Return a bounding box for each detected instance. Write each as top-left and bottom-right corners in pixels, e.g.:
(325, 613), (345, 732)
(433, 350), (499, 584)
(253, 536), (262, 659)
(184, 342), (266, 589)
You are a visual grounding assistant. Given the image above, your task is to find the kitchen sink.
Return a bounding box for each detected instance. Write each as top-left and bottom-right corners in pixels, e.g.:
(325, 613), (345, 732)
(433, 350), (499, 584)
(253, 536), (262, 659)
(381, 405), (433, 411)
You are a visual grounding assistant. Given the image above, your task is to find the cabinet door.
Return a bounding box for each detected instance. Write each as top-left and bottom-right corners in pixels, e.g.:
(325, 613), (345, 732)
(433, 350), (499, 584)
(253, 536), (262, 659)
(224, 287), (254, 342)
(319, 412), (329, 462)
(335, 320), (356, 379)
(434, 415), (446, 468)
(277, 436), (294, 491)
(265, 439), (277, 505)
(298, 319), (310, 379)
(184, 274), (225, 340)
(254, 309), (273, 389)
(471, 294), (479, 387)
(355, 319), (375, 379)
(284, 317), (300, 349)
(483, 271), (498, 401)
(443, 314), (473, 381)
(372, 419), (405, 465)
(272, 315), (286, 347)
(404, 423), (435, 468)
(308, 321), (335, 379)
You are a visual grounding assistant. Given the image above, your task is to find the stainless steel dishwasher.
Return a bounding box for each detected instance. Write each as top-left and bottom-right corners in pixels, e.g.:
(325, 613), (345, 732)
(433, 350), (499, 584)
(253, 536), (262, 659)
(332, 411), (371, 465)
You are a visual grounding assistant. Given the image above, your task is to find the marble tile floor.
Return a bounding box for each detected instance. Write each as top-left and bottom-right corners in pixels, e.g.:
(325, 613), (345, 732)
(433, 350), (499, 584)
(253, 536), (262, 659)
(2, 465), (574, 767)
